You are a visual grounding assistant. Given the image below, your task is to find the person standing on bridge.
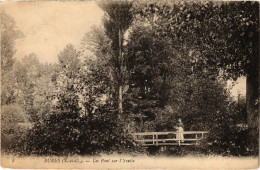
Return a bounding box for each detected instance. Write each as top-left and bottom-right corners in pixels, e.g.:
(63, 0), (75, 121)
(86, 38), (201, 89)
(175, 118), (184, 142)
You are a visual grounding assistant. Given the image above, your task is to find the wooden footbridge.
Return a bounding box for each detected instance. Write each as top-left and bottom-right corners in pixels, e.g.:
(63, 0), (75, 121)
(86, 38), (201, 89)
(132, 131), (208, 146)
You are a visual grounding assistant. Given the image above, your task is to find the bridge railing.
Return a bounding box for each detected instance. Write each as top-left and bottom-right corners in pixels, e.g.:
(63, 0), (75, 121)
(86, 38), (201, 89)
(132, 131), (209, 146)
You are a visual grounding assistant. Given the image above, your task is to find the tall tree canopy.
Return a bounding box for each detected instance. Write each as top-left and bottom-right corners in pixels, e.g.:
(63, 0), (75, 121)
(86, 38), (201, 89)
(1, 12), (23, 73)
(99, 2), (133, 120)
(125, 3), (231, 133)
(1, 12), (23, 105)
(131, 1), (259, 142)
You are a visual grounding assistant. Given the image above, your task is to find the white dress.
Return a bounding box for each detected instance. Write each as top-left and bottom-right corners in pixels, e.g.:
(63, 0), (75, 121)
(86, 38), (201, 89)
(176, 126), (184, 142)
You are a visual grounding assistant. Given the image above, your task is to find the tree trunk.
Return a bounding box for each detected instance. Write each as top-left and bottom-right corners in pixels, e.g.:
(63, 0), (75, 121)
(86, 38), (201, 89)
(246, 61), (259, 143)
(118, 85), (123, 119)
(118, 28), (123, 120)
(246, 16), (259, 144)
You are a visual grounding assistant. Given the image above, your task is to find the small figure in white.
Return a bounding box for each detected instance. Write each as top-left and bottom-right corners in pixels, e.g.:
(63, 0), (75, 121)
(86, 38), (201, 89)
(175, 118), (184, 142)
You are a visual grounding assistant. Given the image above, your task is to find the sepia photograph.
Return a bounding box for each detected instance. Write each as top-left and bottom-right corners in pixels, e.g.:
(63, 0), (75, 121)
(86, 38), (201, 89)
(1, 1), (259, 169)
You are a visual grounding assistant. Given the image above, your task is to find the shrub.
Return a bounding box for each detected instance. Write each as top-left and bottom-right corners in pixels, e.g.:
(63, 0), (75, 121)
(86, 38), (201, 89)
(198, 99), (258, 156)
(1, 104), (31, 151)
(14, 105), (138, 156)
(204, 125), (258, 156)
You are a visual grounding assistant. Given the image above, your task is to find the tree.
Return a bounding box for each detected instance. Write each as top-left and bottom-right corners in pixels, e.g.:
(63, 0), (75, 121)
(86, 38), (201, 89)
(1, 52), (57, 123)
(133, 1), (259, 142)
(81, 25), (116, 108)
(1, 12), (23, 73)
(18, 43), (136, 155)
(32, 63), (57, 122)
(125, 12), (231, 132)
(58, 44), (81, 78)
(81, 26), (138, 135)
(99, 2), (133, 120)
(171, 1), (259, 142)
(1, 12), (23, 105)
(13, 54), (52, 122)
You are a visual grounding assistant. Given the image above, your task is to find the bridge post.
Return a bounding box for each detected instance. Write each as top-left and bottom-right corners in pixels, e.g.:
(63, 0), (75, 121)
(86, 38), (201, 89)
(178, 132), (180, 146)
(156, 134), (158, 146)
(195, 134), (198, 145)
(153, 135), (155, 145)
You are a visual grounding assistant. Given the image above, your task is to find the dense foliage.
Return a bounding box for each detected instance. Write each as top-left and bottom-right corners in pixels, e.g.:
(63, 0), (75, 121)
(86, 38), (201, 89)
(1, 1), (258, 156)
(132, 1), (259, 141)
(19, 94), (135, 155)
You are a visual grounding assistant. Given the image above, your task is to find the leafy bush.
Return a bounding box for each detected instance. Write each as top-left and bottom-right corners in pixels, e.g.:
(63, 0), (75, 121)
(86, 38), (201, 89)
(14, 103), (138, 156)
(198, 99), (258, 156)
(1, 105), (31, 150)
(204, 124), (258, 156)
